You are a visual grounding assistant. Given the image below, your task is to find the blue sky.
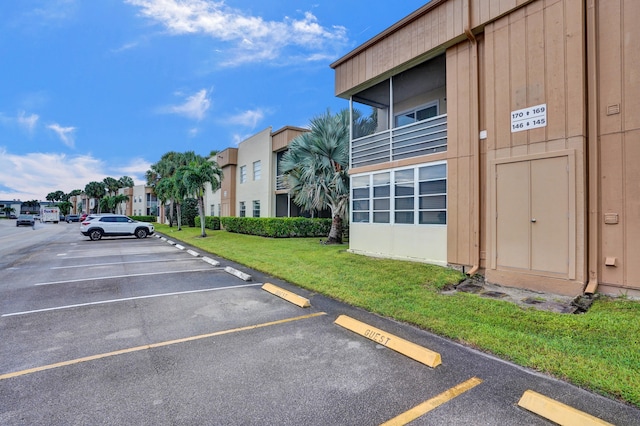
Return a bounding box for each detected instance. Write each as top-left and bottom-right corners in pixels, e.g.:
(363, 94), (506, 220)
(0, 0), (428, 201)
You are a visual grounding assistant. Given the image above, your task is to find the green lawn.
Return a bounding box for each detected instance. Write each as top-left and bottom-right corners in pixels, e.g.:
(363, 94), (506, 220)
(155, 224), (640, 408)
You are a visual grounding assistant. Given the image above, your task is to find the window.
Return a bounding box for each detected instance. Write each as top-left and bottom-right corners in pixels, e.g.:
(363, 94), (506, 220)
(240, 166), (247, 183)
(372, 172), (390, 223)
(239, 201), (246, 217)
(351, 162), (446, 225)
(252, 200), (260, 217)
(395, 101), (438, 127)
(394, 169), (414, 224)
(210, 204), (215, 216)
(418, 164), (447, 224)
(253, 161), (261, 181)
(351, 175), (370, 223)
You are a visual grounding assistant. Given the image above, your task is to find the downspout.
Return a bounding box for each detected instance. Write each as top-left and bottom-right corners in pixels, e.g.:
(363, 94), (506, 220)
(465, 0), (481, 277)
(585, 0), (599, 294)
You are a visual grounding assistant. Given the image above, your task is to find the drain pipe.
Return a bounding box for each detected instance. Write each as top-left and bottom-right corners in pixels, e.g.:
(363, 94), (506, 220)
(585, 0), (599, 294)
(465, 0), (481, 278)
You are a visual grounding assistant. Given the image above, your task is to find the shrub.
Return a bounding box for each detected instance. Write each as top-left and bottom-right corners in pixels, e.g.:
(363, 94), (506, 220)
(194, 215), (221, 230)
(131, 215), (156, 223)
(220, 217), (333, 238)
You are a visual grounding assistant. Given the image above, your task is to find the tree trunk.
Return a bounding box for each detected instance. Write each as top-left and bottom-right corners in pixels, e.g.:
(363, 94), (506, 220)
(198, 196), (207, 238)
(325, 214), (343, 244)
(176, 203), (182, 231)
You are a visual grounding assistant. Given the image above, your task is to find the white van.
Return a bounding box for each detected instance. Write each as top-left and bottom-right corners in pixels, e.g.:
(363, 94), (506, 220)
(40, 206), (60, 223)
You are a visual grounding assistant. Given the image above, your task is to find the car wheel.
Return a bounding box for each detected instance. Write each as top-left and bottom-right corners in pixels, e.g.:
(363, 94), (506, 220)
(135, 228), (148, 239)
(89, 229), (103, 241)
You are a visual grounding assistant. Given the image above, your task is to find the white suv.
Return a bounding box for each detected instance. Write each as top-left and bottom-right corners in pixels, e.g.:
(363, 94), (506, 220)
(80, 214), (154, 241)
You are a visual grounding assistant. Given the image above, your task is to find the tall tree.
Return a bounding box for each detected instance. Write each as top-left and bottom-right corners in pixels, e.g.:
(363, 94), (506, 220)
(46, 190), (65, 202)
(85, 181), (106, 213)
(103, 177), (119, 196)
(147, 151), (182, 227)
(281, 109), (350, 244)
(178, 156), (223, 237)
(118, 176), (134, 189)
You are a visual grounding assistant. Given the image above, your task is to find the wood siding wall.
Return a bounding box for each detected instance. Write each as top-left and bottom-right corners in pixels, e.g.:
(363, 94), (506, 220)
(597, 0), (640, 292)
(332, 0), (537, 98)
(482, 0), (587, 292)
(271, 127), (308, 152)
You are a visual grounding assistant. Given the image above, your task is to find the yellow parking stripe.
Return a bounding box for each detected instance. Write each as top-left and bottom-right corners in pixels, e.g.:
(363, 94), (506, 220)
(381, 377), (483, 425)
(0, 312), (326, 381)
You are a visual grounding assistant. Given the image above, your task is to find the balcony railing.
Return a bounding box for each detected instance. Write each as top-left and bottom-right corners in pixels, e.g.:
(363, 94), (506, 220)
(351, 114), (447, 168)
(276, 174), (287, 191)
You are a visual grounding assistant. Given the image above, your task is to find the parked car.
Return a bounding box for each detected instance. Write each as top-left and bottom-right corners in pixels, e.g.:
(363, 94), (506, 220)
(16, 214), (35, 227)
(80, 213), (88, 221)
(66, 214), (80, 223)
(80, 214), (154, 241)
(9, 214), (17, 219)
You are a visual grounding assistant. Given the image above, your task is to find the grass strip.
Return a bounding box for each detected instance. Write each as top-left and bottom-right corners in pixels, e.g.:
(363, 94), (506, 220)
(155, 224), (640, 407)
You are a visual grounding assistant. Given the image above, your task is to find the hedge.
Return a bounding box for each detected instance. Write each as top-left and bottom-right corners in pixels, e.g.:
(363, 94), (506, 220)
(194, 215), (221, 230)
(221, 217), (333, 237)
(131, 215), (156, 223)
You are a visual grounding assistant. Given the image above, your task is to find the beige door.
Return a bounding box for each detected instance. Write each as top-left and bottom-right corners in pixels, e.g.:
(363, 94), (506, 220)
(495, 156), (570, 277)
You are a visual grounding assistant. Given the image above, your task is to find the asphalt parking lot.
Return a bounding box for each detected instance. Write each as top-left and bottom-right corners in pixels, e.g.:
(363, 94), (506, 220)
(0, 221), (638, 425)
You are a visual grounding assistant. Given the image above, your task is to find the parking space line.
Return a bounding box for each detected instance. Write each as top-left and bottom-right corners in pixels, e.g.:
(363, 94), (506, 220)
(34, 268), (215, 286)
(0, 312), (327, 381)
(2, 283), (264, 317)
(51, 258), (198, 269)
(381, 377), (483, 425)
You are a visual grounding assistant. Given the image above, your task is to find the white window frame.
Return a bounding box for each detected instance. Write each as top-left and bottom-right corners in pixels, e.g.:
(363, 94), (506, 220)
(239, 201), (246, 217)
(252, 200), (260, 217)
(253, 161), (261, 181)
(351, 161), (447, 226)
(240, 165), (247, 184)
(394, 100), (439, 128)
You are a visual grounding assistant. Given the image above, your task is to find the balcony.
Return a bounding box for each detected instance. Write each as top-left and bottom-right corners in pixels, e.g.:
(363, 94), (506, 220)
(276, 174), (287, 191)
(351, 114), (447, 168)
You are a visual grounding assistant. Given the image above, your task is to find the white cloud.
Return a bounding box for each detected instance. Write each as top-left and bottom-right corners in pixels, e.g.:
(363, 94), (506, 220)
(47, 123), (76, 147)
(126, 0), (348, 66)
(17, 111), (39, 132)
(0, 149), (149, 201)
(231, 133), (252, 146)
(163, 89), (211, 120)
(227, 108), (265, 129)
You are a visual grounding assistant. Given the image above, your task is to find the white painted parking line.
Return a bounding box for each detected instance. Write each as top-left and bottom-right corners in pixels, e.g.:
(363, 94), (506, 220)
(34, 268), (216, 286)
(51, 258), (199, 269)
(2, 283), (264, 317)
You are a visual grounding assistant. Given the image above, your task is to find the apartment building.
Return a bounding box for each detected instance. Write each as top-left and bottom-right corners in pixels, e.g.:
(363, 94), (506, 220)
(331, 0), (639, 297)
(206, 125), (313, 218)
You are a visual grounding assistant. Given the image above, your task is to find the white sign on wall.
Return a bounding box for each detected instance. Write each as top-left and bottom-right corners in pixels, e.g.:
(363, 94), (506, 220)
(511, 104), (547, 133)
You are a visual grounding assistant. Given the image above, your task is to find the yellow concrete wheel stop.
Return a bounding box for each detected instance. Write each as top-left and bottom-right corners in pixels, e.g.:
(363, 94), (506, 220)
(334, 315), (441, 368)
(518, 390), (613, 425)
(262, 283), (310, 308)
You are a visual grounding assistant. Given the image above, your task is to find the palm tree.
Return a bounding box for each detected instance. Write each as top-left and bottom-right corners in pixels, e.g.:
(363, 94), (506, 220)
(103, 177), (119, 196)
(118, 176), (134, 189)
(85, 181), (106, 213)
(178, 156), (223, 237)
(2, 206), (15, 217)
(147, 151), (183, 227)
(281, 109), (350, 244)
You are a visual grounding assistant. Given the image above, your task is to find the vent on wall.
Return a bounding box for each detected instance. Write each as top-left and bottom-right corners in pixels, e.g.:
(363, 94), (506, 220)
(606, 104), (620, 115)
